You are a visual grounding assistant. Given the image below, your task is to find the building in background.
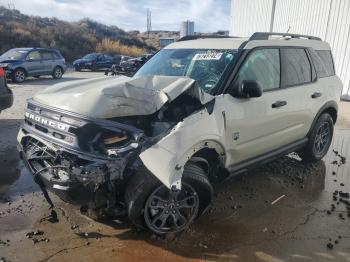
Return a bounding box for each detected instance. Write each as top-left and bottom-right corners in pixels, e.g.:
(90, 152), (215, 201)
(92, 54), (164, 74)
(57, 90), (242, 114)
(230, 0), (350, 96)
(180, 20), (195, 38)
(159, 37), (176, 48)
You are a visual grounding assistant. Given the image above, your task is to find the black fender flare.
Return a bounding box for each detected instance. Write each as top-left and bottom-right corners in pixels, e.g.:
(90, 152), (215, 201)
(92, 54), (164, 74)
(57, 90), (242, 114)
(307, 100), (338, 137)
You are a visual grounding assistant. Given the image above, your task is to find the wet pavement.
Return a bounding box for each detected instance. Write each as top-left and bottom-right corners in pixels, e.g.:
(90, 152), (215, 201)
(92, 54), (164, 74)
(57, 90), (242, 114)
(0, 73), (350, 262)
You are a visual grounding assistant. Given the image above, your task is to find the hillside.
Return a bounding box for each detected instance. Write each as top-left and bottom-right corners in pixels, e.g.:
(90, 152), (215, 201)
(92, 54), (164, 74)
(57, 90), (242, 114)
(0, 7), (156, 62)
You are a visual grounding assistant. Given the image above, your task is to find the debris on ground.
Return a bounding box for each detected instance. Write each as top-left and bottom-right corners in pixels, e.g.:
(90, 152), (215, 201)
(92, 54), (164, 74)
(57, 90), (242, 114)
(25, 230), (49, 244)
(0, 239), (10, 247)
(327, 243), (334, 250)
(339, 192), (350, 199)
(40, 210), (59, 223)
(271, 195), (286, 205)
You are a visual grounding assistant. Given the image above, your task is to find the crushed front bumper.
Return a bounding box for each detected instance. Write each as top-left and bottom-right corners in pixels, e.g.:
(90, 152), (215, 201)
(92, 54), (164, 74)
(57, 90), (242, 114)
(17, 129), (118, 205)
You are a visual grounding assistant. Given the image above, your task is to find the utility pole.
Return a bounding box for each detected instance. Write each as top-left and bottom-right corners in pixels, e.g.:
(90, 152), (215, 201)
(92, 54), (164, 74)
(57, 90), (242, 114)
(147, 8), (152, 39)
(269, 0), (277, 32)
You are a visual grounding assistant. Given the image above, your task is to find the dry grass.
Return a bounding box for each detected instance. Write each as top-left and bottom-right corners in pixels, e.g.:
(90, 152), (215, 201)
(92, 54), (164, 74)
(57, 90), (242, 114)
(96, 38), (144, 57)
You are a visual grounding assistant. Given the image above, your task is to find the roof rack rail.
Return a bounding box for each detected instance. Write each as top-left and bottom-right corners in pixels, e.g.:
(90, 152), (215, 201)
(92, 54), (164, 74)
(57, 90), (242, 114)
(249, 32), (322, 41)
(178, 35), (237, 42)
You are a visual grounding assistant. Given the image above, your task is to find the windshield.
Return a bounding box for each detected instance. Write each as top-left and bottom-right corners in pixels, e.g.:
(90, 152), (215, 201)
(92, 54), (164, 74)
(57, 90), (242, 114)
(135, 49), (237, 93)
(83, 54), (98, 60)
(1, 49), (28, 60)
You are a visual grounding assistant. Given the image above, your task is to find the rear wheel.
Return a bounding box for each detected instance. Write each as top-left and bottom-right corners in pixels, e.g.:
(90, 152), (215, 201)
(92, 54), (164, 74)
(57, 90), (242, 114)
(52, 66), (63, 79)
(125, 162), (213, 234)
(299, 113), (334, 162)
(12, 68), (26, 83)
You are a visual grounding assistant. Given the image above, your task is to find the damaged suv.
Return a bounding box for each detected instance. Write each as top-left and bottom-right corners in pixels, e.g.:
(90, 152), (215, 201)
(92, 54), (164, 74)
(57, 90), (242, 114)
(18, 32), (342, 234)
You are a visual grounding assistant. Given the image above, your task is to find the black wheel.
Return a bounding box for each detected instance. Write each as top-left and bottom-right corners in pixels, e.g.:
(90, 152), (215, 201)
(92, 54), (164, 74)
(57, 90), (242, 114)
(74, 67), (81, 72)
(52, 66), (63, 79)
(91, 64), (97, 72)
(299, 113), (334, 162)
(12, 68), (26, 83)
(125, 162), (213, 234)
(144, 182), (199, 234)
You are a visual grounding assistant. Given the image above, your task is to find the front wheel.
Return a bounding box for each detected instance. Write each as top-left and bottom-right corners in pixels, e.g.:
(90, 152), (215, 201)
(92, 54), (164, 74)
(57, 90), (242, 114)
(299, 113), (334, 162)
(125, 162), (213, 234)
(12, 68), (26, 83)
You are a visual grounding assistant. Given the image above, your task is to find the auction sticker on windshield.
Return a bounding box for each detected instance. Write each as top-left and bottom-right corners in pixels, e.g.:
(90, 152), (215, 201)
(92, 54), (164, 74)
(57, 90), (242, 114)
(193, 52), (223, 60)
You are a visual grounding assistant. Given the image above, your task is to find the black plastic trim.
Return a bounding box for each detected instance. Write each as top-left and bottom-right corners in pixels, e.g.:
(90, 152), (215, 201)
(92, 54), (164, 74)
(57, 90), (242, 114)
(307, 101), (338, 136)
(227, 138), (308, 175)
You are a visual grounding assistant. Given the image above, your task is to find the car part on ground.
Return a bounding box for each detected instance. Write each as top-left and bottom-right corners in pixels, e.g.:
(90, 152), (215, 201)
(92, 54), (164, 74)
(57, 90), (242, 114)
(18, 32), (342, 234)
(0, 48), (67, 83)
(0, 67), (13, 113)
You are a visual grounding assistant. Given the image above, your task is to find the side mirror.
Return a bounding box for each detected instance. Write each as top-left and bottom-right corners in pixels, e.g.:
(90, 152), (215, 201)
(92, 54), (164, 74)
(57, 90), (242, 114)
(241, 80), (262, 98)
(27, 58), (34, 62)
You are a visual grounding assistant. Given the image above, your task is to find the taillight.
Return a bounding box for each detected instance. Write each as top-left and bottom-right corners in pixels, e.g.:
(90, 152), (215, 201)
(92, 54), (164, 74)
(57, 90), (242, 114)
(0, 68), (5, 77)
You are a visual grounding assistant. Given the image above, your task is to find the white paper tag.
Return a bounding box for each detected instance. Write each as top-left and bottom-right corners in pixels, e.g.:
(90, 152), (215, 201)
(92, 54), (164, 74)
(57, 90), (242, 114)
(193, 52), (223, 61)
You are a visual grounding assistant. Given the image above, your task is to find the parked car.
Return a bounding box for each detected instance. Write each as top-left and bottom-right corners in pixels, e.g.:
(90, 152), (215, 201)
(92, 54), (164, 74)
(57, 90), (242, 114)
(18, 32), (342, 235)
(0, 48), (67, 83)
(73, 53), (114, 71)
(0, 67), (13, 113)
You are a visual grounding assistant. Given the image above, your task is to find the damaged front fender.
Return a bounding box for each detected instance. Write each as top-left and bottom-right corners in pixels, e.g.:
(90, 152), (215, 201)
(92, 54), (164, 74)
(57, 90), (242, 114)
(140, 106), (226, 189)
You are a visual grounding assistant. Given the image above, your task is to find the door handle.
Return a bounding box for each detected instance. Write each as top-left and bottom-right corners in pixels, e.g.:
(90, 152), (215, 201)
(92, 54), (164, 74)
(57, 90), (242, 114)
(311, 92), (322, 98)
(272, 101), (287, 108)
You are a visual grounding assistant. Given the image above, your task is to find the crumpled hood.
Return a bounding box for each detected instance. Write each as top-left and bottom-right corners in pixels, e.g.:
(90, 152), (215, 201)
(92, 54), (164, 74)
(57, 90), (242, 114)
(33, 75), (214, 118)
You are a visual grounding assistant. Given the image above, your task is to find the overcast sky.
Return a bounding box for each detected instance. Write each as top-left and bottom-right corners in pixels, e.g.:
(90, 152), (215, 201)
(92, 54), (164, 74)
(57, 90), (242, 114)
(1, 0), (231, 32)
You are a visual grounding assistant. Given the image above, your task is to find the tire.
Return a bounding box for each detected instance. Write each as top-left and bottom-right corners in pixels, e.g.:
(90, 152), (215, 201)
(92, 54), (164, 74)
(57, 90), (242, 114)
(299, 113), (334, 162)
(124, 162), (213, 234)
(12, 68), (26, 83)
(91, 64), (97, 72)
(74, 67), (80, 72)
(52, 66), (63, 79)
(34, 75), (40, 79)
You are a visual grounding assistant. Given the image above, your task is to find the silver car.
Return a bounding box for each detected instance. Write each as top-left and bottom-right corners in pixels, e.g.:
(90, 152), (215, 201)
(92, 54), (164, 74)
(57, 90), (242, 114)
(0, 48), (67, 83)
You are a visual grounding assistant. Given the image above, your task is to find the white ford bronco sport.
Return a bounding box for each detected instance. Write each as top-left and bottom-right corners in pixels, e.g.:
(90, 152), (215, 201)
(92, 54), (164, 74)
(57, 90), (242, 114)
(18, 32), (342, 234)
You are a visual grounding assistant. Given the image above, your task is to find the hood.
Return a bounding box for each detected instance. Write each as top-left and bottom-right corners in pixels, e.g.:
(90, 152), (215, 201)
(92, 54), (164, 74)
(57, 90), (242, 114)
(33, 75), (214, 119)
(0, 59), (22, 65)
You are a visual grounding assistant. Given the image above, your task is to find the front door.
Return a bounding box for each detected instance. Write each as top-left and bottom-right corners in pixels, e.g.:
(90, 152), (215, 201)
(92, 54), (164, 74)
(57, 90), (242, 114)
(25, 51), (44, 75)
(222, 48), (310, 166)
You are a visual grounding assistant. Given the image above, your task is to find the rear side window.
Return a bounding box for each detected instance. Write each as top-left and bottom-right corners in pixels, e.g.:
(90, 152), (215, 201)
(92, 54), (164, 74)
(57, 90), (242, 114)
(40, 51), (53, 60)
(237, 49), (280, 91)
(309, 49), (335, 78)
(281, 48), (311, 87)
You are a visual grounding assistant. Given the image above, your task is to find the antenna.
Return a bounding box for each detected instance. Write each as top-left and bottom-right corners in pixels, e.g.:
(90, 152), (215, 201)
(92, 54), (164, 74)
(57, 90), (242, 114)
(286, 26), (291, 33)
(147, 8), (152, 38)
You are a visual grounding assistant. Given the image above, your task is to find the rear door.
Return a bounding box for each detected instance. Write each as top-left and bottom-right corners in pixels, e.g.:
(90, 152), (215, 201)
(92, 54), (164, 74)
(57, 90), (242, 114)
(279, 48), (319, 135)
(39, 50), (55, 74)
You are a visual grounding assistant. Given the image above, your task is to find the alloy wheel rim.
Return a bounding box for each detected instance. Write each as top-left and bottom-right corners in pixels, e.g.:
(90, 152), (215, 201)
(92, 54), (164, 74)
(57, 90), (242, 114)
(314, 122), (330, 154)
(15, 71), (25, 82)
(55, 68), (62, 78)
(144, 183), (199, 234)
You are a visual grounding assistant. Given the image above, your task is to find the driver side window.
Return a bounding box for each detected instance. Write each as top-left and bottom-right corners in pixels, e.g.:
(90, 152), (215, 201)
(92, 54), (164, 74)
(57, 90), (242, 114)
(238, 49), (280, 91)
